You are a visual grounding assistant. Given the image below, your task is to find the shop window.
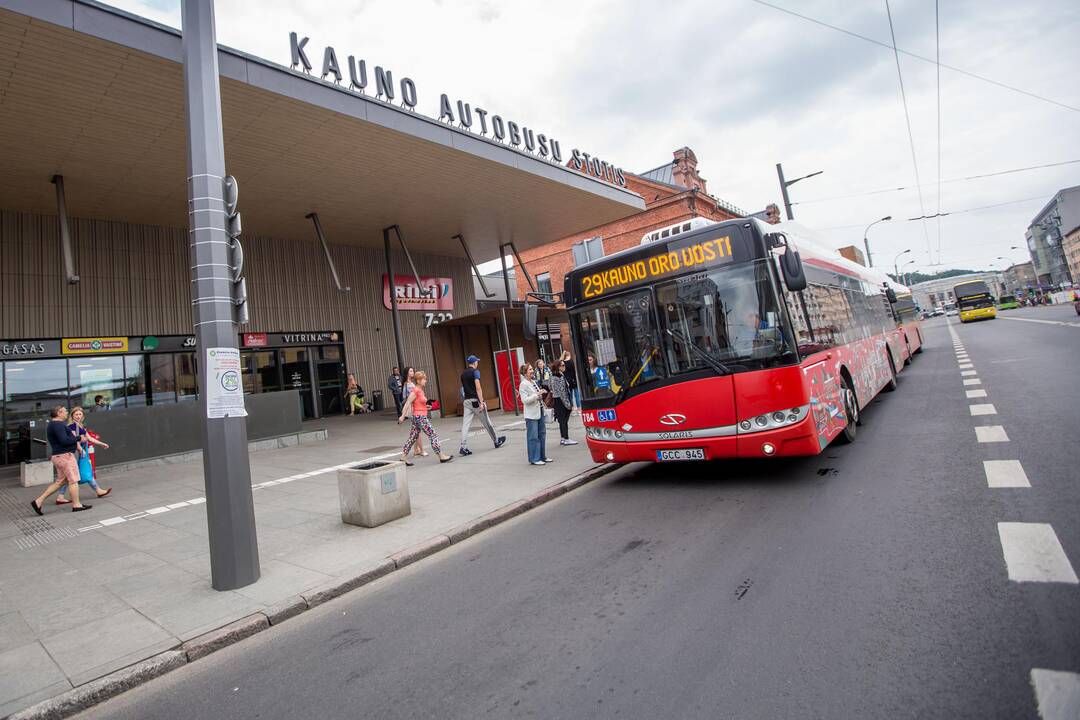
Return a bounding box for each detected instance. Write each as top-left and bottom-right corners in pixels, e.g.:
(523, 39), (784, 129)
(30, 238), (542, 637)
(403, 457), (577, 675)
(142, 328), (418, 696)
(320, 345), (342, 361)
(3, 359), (69, 464)
(69, 356), (125, 411)
(148, 354), (176, 404)
(124, 355), (147, 407)
(536, 272), (552, 295)
(175, 352), (198, 401)
(253, 351), (280, 393)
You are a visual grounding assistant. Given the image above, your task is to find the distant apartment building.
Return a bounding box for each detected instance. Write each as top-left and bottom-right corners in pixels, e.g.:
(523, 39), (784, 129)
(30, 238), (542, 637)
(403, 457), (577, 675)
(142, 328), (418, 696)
(1063, 224), (1080, 288)
(1025, 185), (1080, 287)
(1002, 261), (1037, 295)
(514, 147), (750, 300)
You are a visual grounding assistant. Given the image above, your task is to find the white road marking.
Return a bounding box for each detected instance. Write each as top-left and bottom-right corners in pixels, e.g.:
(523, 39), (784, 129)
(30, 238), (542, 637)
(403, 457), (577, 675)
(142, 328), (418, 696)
(959, 363), (974, 369)
(99, 517), (126, 526)
(1000, 316), (1079, 328)
(964, 378), (982, 386)
(166, 501), (190, 509)
(1031, 669), (1080, 720)
(969, 404), (997, 416)
(976, 426), (1009, 443)
(145, 506), (170, 515)
(966, 389), (987, 398)
(961, 370), (977, 376)
(983, 460), (1030, 488)
(998, 523), (1079, 584)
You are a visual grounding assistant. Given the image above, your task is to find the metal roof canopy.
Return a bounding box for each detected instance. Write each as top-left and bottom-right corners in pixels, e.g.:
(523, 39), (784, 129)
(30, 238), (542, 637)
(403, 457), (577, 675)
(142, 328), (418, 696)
(0, 1), (644, 261)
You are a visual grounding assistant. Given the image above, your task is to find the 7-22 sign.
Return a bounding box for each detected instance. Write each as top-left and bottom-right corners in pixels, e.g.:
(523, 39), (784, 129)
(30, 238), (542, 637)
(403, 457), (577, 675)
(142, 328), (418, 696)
(424, 312), (453, 328)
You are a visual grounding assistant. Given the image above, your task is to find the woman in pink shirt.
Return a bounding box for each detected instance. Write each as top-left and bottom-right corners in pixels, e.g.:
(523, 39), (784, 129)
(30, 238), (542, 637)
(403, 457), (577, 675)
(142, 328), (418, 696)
(398, 371), (453, 465)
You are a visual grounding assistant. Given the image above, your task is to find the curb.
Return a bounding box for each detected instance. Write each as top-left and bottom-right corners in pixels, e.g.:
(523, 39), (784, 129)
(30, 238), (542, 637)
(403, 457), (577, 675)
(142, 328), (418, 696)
(5, 462), (620, 720)
(6, 651), (187, 720)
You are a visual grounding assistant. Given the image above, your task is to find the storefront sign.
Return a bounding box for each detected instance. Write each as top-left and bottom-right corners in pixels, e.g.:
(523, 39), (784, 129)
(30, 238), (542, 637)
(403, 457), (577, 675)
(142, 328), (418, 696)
(278, 332), (340, 345)
(287, 33), (627, 188)
(242, 333), (268, 347)
(383, 275), (453, 311)
(142, 336), (160, 351)
(62, 337), (129, 355)
(1, 340), (54, 357)
(205, 347), (247, 418)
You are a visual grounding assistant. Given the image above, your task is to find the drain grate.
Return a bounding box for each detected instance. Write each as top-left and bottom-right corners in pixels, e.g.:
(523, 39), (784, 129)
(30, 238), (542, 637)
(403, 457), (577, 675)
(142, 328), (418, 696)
(1, 489), (80, 550)
(13, 519), (79, 550)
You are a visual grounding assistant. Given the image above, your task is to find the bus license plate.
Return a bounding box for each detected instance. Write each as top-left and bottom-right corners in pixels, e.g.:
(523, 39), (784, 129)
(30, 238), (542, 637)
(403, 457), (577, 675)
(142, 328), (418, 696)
(656, 448), (705, 461)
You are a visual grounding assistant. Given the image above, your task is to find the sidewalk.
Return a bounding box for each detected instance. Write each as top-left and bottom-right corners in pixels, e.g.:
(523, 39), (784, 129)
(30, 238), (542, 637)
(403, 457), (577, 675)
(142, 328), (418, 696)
(0, 410), (599, 717)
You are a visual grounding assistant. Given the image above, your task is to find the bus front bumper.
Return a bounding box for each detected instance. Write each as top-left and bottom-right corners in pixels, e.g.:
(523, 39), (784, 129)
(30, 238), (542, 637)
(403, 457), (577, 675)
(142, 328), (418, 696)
(585, 415), (821, 462)
(959, 307), (996, 322)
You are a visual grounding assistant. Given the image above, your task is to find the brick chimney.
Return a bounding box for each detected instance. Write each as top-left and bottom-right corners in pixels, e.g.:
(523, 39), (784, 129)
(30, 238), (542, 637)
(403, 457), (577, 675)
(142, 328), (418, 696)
(671, 147), (707, 194)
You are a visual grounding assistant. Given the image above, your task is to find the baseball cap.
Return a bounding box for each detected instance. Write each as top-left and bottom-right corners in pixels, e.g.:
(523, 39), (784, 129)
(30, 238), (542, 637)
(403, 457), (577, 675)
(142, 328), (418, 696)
(466, 355), (479, 364)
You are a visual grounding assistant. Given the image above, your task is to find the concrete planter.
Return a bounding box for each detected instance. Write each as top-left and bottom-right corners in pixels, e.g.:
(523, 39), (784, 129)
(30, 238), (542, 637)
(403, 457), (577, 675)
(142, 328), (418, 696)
(337, 460), (410, 528)
(20, 460), (54, 488)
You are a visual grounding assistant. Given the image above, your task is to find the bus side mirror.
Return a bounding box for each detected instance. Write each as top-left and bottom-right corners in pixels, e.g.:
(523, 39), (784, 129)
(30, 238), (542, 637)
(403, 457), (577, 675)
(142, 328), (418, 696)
(523, 302), (538, 341)
(885, 287), (898, 304)
(780, 249), (807, 292)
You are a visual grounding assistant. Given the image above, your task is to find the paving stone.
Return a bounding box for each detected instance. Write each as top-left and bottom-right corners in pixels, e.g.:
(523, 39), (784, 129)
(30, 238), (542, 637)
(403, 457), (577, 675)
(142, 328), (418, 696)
(40, 608), (177, 686)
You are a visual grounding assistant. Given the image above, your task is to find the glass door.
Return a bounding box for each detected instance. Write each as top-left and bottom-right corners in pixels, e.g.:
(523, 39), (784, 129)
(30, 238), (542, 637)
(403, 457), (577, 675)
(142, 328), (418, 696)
(316, 345), (346, 416)
(3, 359), (69, 464)
(279, 348), (314, 419)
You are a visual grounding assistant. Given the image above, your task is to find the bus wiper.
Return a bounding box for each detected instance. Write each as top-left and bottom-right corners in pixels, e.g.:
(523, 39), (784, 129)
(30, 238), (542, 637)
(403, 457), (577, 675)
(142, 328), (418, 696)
(665, 327), (734, 376)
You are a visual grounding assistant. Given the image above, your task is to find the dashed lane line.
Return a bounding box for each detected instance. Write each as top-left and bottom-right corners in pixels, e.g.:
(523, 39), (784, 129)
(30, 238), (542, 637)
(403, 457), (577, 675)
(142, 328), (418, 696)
(1031, 669), (1080, 720)
(964, 378), (982, 386)
(966, 389), (987, 398)
(969, 404), (997, 416)
(958, 363), (974, 369)
(961, 370), (978, 376)
(997, 523), (1079, 584)
(984, 460), (1031, 488)
(976, 426), (1009, 443)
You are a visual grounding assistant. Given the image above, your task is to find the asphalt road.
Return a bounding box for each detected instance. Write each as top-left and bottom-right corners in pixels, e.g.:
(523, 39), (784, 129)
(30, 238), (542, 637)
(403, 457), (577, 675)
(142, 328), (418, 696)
(80, 311), (1080, 720)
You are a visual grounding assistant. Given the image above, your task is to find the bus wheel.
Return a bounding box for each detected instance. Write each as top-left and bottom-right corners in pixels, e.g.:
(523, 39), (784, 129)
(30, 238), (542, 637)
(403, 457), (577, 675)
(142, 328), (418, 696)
(883, 353), (898, 392)
(836, 378), (858, 444)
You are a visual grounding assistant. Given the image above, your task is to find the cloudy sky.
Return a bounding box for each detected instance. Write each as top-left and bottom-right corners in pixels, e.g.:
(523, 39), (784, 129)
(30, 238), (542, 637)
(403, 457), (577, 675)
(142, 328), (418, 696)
(109, 0), (1080, 276)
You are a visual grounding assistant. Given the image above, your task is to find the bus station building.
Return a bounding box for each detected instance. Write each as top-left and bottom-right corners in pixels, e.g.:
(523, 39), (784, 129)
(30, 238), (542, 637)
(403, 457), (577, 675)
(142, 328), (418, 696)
(0, 0), (644, 467)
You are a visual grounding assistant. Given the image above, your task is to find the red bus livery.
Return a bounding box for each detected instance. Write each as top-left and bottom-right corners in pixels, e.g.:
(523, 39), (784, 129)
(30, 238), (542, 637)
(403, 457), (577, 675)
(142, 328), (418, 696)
(547, 218), (922, 463)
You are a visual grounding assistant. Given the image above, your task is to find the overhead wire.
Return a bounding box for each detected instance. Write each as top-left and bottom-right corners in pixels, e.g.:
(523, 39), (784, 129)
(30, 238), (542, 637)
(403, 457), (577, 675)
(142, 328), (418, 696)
(747, 0), (1080, 115)
(790, 159), (1080, 206)
(883, 0), (932, 261)
(817, 193), (1050, 231)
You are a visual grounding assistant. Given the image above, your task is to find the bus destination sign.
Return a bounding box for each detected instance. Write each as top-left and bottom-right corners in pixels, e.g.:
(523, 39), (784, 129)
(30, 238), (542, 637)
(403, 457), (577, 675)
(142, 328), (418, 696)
(579, 236), (735, 300)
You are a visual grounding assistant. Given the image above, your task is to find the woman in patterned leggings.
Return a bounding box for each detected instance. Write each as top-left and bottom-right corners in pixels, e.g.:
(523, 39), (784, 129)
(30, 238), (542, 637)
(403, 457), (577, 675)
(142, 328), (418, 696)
(398, 371), (453, 465)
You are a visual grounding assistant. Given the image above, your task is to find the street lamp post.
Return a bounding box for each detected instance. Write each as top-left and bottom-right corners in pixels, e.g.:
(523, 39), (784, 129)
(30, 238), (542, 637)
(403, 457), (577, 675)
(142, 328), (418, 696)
(862, 216), (893, 268)
(893, 248), (911, 281)
(902, 259), (916, 287)
(181, 0), (260, 590)
(775, 163), (823, 221)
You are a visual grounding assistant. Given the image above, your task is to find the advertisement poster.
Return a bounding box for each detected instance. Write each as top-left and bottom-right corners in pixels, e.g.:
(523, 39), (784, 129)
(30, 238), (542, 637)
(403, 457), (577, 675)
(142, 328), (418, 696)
(493, 347), (525, 412)
(205, 347), (247, 418)
(382, 274), (454, 311)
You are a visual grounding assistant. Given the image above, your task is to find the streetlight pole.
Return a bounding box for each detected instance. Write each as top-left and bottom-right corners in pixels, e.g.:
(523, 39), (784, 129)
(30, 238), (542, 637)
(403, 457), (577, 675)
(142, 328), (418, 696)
(893, 248), (911, 281)
(902, 259), (915, 287)
(775, 163), (823, 221)
(862, 216), (892, 268)
(182, 0), (260, 590)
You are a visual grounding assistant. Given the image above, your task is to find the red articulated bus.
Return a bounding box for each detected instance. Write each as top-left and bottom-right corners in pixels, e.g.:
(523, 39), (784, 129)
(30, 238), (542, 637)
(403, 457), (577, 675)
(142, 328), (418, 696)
(547, 218), (921, 463)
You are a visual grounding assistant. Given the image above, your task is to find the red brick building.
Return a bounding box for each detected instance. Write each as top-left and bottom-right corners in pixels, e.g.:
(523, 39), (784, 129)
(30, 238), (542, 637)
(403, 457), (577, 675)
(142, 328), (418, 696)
(515, 147), (749, 301)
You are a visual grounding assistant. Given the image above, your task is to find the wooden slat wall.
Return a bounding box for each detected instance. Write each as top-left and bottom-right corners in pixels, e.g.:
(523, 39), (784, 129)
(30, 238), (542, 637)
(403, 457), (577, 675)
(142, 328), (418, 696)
(0, 209), (478, 396)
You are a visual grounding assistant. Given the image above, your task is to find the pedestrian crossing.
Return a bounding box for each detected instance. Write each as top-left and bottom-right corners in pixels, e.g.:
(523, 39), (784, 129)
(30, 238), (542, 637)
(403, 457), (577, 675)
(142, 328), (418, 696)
(948, 321), (1079, 718)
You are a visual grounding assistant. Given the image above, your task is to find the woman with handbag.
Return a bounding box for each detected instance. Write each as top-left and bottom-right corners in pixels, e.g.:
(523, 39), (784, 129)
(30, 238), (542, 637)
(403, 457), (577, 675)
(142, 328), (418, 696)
(56, 406), (112, 504)
(549, 360), (578, 446)
(397, 371), (453, 465)
(519, 364), (553, 466)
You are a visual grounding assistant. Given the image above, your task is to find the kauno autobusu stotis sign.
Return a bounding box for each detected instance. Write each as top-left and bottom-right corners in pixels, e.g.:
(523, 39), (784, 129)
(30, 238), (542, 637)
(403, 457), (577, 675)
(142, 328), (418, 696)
(579, 236), (736, 300)
(289, 33), (627, 188)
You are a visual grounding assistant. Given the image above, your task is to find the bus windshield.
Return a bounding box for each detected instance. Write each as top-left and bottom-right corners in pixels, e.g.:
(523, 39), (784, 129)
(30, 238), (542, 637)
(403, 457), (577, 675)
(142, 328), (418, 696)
(657, 259), (796, 372)
(570, 259), (797, 402)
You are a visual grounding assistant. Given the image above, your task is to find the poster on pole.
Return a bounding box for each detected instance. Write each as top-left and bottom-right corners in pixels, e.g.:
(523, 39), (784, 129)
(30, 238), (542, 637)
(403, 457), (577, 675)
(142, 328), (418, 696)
(205, 347), (247, 418)
(492, 347), (525, 412)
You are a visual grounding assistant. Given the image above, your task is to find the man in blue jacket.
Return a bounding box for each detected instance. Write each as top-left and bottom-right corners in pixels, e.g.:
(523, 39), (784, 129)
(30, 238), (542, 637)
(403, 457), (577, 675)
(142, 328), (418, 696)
(31, 406), (92, 514)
